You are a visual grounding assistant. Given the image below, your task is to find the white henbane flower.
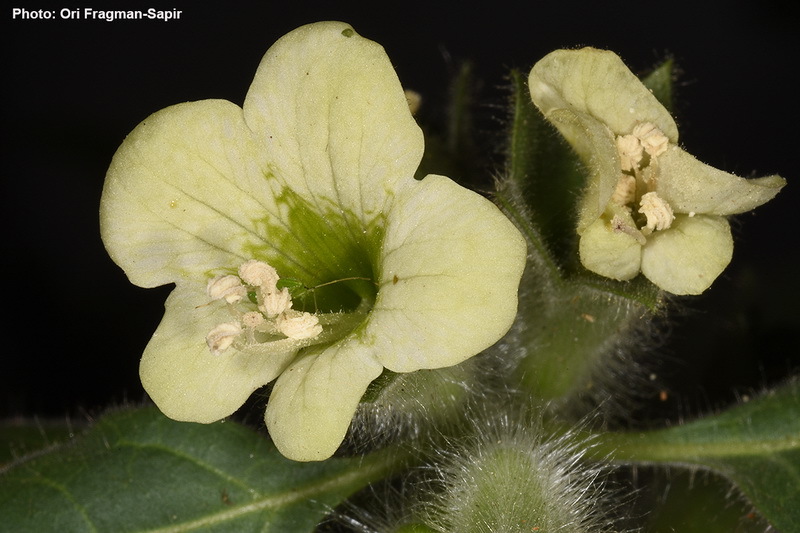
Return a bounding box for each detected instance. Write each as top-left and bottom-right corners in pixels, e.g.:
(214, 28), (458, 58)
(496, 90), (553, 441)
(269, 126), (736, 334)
(528, 48), (785, 295)
(100, 22), (526, 461)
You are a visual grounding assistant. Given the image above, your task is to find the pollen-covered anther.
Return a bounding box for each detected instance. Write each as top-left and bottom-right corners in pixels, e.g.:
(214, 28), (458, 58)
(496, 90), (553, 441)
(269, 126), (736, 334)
(259, 286), (293, 318)
(276, 311), (323, 340)
(207, 275), (246, 303)
(633, 122), (669, 157)
(206, 322), (243, 355)
(638, 191), (674, 234)
(616, 134), (643, 171)
(611, 174), (637, 206)
(238, 259), (279, 287)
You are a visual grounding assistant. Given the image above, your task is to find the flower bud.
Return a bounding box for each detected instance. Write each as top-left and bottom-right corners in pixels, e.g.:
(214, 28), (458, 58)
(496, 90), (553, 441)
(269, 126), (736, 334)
(421, 414), (615, 533)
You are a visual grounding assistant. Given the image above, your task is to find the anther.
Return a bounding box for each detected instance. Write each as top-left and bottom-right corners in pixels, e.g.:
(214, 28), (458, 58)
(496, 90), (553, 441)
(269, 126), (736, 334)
(633, 122), (669, 158)
(276, 311), (323, 340)
(259, 286), (293, 318)
(638, 191), (675, 234)
(616, 134), (643, 171)
(206, 322), (243, 355)
(207, 275), (246, 304)
(238, 260), (279, 288)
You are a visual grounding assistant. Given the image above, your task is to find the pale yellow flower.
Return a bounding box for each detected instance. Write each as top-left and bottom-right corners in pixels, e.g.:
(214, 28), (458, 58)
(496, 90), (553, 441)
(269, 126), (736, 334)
(100, 22), (526, 461)
(529, 48), (785, 294)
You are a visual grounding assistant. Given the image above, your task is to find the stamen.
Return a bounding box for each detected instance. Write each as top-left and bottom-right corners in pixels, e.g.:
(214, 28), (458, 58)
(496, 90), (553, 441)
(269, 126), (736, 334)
(277, 311), (323, 340)
(207, 275), (246, 304)
(259, 286), (293, 318)
(238, 259), (279, 288)
(206, 322), (243, 355)
(609, 124), (673, 242)
(616, 134), (643, 171)
(633, 122), (669, 158)
(638, 191), (674, 234)
(203, 259), (327, 355)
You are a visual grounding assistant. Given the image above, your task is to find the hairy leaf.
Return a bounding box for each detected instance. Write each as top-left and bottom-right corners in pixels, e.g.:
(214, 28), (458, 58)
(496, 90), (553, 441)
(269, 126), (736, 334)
(0, 407), (409, 532)
(0, 418), (82, 468)
(596, 379), (800, 532)
(633, 468), (773, 533)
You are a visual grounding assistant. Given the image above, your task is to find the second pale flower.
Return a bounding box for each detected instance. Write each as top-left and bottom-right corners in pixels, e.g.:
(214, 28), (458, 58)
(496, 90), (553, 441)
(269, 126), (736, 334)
(528, 48), (785, 294)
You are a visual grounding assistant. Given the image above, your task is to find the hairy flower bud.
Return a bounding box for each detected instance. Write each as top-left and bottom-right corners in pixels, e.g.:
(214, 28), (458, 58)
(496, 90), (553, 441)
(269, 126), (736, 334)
(421, 413), (617, 533)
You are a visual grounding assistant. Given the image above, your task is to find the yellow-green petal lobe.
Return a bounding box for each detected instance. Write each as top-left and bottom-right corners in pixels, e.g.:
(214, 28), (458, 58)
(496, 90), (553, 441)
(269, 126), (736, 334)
(100, 100), (276, 288)
(656, 146), (786, 215)
(528, 48), (678, 145)
(578, 211), (642, 281)
(545, 108), (621, 231)
(640, 215), (733, 295)
(140, 284), (297, 423)
(243, 21), (423, 227)
(370, 174), (527, 372)
(265, 345), (384, 461)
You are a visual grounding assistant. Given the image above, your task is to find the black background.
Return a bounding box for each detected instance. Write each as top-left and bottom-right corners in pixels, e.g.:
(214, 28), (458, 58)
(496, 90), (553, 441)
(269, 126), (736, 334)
(4, 1), (799, 420)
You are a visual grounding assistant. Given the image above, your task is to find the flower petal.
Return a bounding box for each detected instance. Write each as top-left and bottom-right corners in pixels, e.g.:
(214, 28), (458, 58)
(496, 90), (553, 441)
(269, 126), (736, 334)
(368, 174), (527, 372)
(265, 342), (384, 461)
(550, 108), (621, 231)
(656, 146), (786, 215)
(578, 209), (642, 281)
(640, 215), (733, 295)
(100, 100), (279, 288)
(140, 283), (297, 423)
(528, 48), (678, 144)
(528, 48), (678, 231)
(243, 22), (423, 228)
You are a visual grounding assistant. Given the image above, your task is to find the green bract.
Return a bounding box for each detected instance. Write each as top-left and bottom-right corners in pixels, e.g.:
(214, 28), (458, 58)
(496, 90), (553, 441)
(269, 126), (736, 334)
(100, 22), (526, 461)
(528, 48), (785, 295)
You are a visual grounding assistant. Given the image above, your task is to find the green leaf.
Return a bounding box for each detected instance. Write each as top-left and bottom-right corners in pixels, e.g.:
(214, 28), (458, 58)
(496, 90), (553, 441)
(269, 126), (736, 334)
(0, 407), (410, 532)
(641, 468), (773, 533)
(593, 379), (800, 532)
(641, 58), (675, 113)
(0, 418), (83, 468)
